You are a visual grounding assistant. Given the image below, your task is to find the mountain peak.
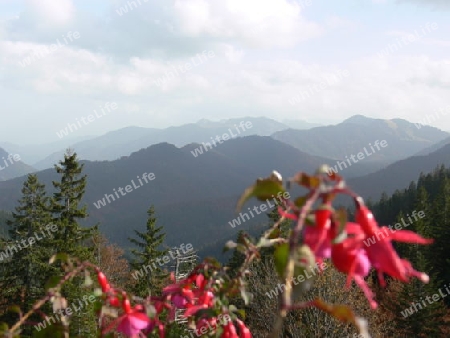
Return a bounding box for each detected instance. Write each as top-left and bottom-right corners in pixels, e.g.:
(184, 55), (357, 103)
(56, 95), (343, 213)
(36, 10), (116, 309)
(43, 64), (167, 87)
(342, 115), (374, 125)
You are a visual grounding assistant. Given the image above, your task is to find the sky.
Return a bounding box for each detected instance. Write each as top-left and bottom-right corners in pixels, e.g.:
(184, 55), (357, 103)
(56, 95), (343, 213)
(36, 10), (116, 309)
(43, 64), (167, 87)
(0, 0), (449, 144)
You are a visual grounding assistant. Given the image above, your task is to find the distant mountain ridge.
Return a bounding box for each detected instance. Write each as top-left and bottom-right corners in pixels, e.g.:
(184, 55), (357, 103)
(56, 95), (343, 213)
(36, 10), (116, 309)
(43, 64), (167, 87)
(4, 113), (449, 185)
(1, 131), (450, 259)
(415, 135), (450, 156)
(348, 143), (450, 203)
(281, 119), (322, 129)
(33, 117), (293, 169)
(0, 135), (95, 165)
(271, 115), (448, 175)
(0, 148), (35, 181)
(0, 136), (333, 258)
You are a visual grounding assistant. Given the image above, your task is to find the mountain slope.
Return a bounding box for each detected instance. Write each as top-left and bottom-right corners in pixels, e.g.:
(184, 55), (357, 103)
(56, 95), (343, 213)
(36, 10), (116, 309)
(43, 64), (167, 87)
(0, 148), (35, 181)
(272, 115), (448, 167)
(33, 117), (290, 169)
(0, 136), (332, 258)
(347, 143), (450, 203)
(415, 135), (450, 156)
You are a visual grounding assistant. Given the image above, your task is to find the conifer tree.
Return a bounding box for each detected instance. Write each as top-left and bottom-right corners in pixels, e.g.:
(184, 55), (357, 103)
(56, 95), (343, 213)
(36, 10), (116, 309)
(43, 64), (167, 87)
(129, 205), (168, 298)
(0, 174), (53, 334)
(51, 150), (97, 336)
(385, 192), (447, 336)
(429, 177), (450, 290)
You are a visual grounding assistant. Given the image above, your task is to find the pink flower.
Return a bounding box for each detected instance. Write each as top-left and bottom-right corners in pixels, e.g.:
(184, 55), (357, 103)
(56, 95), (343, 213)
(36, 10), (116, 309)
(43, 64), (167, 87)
(331, 239), (376, 309)
(356, 205), (432, 286)
(117, 312), (152, 337)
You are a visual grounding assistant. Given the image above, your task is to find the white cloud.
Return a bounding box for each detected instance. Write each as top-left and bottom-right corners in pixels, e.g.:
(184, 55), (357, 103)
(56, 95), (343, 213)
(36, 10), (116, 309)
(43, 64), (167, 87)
(222, 44), (245, 64)
(173, 0), (322, 48)
(0, 0), (450, 143)
(27, 0), (75, 26)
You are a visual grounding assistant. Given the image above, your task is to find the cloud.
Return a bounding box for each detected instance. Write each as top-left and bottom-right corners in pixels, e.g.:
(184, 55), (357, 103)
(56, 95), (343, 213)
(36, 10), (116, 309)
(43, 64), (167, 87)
(0, 0), (449, 143)
(27, 0), (76, 25)
(396, 0), (450, 9)
(173, 0), (323, 48)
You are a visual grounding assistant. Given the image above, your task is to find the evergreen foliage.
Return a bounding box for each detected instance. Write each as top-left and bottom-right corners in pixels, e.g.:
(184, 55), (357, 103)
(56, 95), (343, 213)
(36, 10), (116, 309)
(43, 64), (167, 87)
(0, 174), (53, 335)
(129, 205), (168, 297)
(50, 150), (98, 336)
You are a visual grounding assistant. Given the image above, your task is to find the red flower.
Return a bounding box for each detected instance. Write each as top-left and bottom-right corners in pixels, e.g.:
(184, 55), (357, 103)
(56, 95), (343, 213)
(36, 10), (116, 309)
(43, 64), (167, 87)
(327, 201), (433, 309)
(236, 319), (252, 338)
(331, 239), (377, 309)
(356, 205), (432, 286)
(222, 321), (238, 338)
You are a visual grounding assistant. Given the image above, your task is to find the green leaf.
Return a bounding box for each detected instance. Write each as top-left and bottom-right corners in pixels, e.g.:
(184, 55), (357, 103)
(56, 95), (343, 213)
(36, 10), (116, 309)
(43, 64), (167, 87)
(45, 275), (62, 290)
(7, 305), (21, 314)
(0, 322), (8, 332)
(291, 172), (320, 189)
(235, 308), (246, 319)
(267, 227), (281, 239)
(274, 243), (289, 279)
(293, 195), (308, 208)
(49, 253), (69, 264)
(236, 175), (285, 211)
(228, 305), (238, 313)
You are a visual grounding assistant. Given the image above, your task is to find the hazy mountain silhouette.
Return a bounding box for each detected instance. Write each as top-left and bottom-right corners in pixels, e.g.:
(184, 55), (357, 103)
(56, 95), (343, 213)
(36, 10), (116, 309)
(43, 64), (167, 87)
(0, 148), (35, 181)
(33, 117), (291, 169)
(272, 115), (448, 172)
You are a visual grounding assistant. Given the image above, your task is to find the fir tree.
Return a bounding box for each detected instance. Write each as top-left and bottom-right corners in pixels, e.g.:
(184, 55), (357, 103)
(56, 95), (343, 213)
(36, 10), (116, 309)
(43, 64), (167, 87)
(386, 190), (447, 336)
(0, 174), (53, 335)
(51, 150), (97, 336)
(430, 177), (450, 283)
(129, 205), (168, 298)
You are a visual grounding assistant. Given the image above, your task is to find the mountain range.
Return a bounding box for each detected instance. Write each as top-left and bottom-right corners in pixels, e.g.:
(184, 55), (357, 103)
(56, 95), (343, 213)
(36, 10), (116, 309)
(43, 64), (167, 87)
(4, 114), (445, 178)
(272, 115), (448, 168)
(32, 117), (293, 169)
(0, 114), (449, 259)
(0, 148), (35, 181)
(0, 136), (331, 258)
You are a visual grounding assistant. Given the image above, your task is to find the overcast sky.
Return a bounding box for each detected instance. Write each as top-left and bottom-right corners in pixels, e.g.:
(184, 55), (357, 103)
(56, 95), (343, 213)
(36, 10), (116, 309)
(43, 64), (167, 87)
(1, 0), (449, 144)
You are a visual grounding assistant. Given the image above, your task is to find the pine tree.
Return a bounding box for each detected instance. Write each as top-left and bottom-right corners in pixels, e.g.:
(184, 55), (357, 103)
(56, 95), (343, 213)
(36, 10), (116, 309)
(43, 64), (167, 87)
(51, 150), (97, 336)
(129, 205), (168, 298)
(385, 189), (447, 336)
(0, 174), (54, 334)
(429, 177), (450, 290)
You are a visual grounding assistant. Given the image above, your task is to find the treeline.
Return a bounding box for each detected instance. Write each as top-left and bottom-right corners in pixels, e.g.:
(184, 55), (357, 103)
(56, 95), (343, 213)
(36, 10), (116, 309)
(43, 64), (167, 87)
(0, 151), (187, 337)
(368, 165), (450, 336)
(1, 153), (449, 337)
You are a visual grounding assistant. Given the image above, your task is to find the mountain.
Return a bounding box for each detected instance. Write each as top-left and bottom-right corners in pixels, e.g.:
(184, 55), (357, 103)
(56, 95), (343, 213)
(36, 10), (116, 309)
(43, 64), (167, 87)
(347, 143), (450, 203)
(281, 119), (322, 129)
(0, 136), (331, 258)
(271, 115), (448, 175)
(0, 148), (35, 181)
(33, 117), (290, 169)
(0, 135), (96, 165)
(415, 135), (450, 156)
